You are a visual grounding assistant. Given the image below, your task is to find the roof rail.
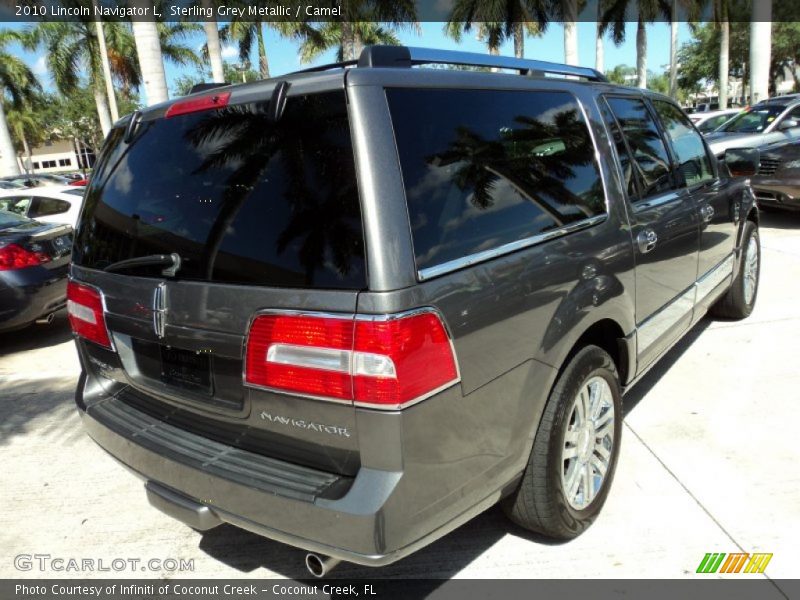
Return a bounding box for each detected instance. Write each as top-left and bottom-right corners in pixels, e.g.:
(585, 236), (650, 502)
(290, 45), (608, 83)
(363, 46), (608, 81)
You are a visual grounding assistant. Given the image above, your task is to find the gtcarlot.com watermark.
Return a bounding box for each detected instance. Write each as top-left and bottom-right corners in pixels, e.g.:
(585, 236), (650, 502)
(14, 553), (194, 573)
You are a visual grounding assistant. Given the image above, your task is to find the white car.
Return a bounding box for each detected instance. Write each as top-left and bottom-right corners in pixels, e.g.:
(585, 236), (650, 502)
(0, 185), (85, 227)
(689, 108), (741, 134)
(706, 98), (800, 157)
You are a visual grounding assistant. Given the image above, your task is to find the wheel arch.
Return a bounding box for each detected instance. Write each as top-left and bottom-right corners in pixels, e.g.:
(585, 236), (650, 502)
(557, 318), (633, 387)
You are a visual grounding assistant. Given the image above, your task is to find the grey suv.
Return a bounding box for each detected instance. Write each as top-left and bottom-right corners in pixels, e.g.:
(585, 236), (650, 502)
(70, 46), (761, 576)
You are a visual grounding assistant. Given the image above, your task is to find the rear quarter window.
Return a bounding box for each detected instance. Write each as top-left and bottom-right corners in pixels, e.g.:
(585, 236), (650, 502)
(387, 88), (606, 274)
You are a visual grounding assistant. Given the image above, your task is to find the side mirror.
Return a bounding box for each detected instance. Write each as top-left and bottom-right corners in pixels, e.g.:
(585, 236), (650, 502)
(778, 118), (799, 131)
(724, 147), (760, 177)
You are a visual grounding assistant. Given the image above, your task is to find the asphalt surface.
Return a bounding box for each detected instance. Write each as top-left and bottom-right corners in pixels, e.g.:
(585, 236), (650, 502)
(1, 212), (798, 590)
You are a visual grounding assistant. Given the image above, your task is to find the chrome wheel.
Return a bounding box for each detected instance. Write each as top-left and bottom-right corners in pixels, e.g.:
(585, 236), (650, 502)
(743, 236), (759, 306)
(561, 376), (615, 511)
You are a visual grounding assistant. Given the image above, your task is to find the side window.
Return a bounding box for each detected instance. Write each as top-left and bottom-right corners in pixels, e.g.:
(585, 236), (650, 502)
(386, 89), (606, 272)
(0, 196), (32, 216)
(600, 98), (642, 199)
(606, 97), (675, 199)
(652, 100), (714, 187)
(784, 105), (800, 126)
(30, 197), (70, 217)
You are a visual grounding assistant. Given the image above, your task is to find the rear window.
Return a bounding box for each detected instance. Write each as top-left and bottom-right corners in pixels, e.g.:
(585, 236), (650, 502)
(73, 91), (366, 290)
(387, 89), (605, 273)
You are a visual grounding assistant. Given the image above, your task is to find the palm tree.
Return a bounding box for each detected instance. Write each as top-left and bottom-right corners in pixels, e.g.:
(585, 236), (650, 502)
(750, 0), (772, 103)
(314, 0), (418, 61)
(445, 0), (548, 59)
(445, 21), (504, 57)
(200, 0), (225, 82)
(220, 20), (271, 78)
(27, 21), (138, 136)
(596, 1), (605, 72)
(601, 0), (672, 89)
(290, 22), (401, 64)
(0, 30), (41, 177)
(562, 0), (579, 65)
(6, 106), (42, 172)
(131, 20), (168, 105)
(694, 0), (735, 108)
(157, 22), (204, 71)
(669, 0), (678, 97)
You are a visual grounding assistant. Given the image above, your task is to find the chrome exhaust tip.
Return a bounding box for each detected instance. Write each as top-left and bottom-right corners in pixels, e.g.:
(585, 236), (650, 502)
(35, 313), (55, 325)
(305, 553), (341, 578)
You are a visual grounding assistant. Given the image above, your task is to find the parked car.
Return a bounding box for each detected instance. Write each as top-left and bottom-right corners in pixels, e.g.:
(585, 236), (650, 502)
(0, 185), (86, 227)
(0, 210), (72, 332)
(689, 108), (741, 134)
(0, 180), (25, 190)
(1, 173), (74, 188)
(70, 46), (761, 576)
(706, 96), (800, 157)
(689, 102), (720, 113)
(750, 139), (800, 212)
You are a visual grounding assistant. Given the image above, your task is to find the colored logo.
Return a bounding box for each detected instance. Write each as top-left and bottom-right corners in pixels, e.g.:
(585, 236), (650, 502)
(696, 552), (773, 574)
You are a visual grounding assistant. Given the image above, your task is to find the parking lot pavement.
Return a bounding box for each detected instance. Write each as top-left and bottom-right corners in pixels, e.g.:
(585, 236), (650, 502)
(1, 213), (798, 588)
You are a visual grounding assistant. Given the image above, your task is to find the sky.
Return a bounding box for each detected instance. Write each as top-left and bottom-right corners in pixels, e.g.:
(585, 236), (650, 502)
(5, 20), (693, 99)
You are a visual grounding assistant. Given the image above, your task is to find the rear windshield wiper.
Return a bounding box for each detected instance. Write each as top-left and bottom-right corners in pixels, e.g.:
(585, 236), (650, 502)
(103, 253), (182, 277)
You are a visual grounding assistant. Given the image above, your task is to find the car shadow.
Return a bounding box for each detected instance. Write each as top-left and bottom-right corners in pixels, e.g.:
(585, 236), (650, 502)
(622, 317), (712, 416)
(759, 209), (800, 229)
(0, 371), (81, 447)
(0, 310), (72, 356)
(198, 502), (573, 583)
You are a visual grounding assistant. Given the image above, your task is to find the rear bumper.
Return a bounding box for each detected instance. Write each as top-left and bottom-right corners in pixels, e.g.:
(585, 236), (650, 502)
(0, 265), (67, 332)
(75, 365), (536, 566)
(751, 178), (800, 211)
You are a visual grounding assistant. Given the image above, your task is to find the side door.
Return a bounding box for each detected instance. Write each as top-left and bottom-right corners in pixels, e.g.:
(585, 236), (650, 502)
(650, 99), (739, 309)
(602, 95), (701, 372)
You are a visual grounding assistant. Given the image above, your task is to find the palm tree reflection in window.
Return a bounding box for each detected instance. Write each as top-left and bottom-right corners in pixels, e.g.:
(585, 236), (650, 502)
(184, 92), (364, 286)
(428, 108), (604, 226)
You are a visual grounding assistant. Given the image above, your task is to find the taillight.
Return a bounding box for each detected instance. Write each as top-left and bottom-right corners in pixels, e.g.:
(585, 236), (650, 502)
(165, 92), (231, 118)
(67, 281), (112, 350)
(0, 243), (50, 271)
(245, 310), (460, 410)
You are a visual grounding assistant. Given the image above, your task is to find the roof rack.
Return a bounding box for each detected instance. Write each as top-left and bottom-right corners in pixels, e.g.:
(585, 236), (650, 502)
(294, 45), (608, 82)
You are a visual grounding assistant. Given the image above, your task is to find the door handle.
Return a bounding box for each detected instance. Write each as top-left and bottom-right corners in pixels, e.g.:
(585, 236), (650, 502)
(637, 229), (658, 254)
(700, 204), (715, 223)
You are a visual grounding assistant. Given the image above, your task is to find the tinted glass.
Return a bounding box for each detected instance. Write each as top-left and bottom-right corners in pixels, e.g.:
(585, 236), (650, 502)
(783, 105), (800, 124)
(600, 98), (641, 199)
(653, 100), (714, 187)
(697, 113), (734, 133)
(74, 92), (365, 289)
(387, 89), (605, 271)
(0, 196), (31, 215)
(32, 197), (71, 217)
(720, 104), (785, 133)
(606, 97), (674, 198)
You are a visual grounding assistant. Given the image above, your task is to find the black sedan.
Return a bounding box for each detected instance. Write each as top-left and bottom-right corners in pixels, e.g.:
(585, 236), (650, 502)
(751, 140), (800, 212)
(0, 210), (72, 333)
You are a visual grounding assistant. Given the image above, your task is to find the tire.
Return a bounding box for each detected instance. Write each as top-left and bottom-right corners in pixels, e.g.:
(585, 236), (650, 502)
(710, 220), (760, 320)
(503, 345), (623, 539)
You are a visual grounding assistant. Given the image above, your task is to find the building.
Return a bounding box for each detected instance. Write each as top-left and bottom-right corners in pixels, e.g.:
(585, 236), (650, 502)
(16, 138), (94, 174)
